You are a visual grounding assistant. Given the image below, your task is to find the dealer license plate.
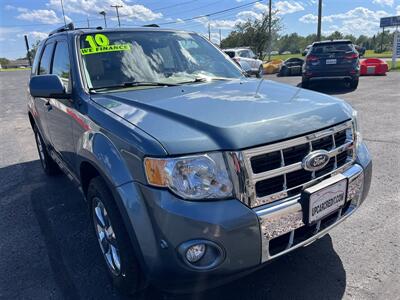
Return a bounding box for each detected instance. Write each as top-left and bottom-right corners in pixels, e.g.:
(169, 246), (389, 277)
(308, 179), (347, 224)
(326, 59), (337, 64)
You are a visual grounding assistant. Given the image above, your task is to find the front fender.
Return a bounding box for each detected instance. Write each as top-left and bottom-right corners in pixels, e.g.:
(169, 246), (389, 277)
(76, 130), (133, 186)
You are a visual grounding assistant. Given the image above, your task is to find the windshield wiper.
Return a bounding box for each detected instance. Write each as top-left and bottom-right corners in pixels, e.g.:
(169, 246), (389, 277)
(178, 77), (232, 84)
(90, 81), (180, 92)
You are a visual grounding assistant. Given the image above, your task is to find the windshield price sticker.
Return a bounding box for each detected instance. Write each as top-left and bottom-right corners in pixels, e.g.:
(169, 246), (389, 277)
(81, 34), (130, 55)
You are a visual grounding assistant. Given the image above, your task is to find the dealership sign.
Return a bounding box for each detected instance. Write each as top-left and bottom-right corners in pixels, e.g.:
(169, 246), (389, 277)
(380, 16), (400, 28)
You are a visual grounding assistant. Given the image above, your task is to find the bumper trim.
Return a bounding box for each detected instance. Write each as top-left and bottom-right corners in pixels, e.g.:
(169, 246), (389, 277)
(257, 164), (364, 263)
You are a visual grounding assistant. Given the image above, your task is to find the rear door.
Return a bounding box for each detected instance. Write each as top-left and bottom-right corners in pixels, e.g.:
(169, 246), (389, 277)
(46, 38), (75, 169)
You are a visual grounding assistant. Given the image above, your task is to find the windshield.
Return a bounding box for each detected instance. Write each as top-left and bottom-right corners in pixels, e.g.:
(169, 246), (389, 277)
(79, 31), (243, 90)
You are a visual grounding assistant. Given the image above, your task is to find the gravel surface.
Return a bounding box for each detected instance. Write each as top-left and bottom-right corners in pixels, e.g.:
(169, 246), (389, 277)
(0, 70), (399, 300)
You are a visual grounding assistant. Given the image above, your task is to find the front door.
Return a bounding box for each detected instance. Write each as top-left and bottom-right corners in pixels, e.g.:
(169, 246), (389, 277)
(46, 39), (75, 170)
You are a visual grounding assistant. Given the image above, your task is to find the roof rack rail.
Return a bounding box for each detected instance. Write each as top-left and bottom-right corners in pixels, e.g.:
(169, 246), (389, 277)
(49, 22), (75, 36)
(143, 24), (159, 27)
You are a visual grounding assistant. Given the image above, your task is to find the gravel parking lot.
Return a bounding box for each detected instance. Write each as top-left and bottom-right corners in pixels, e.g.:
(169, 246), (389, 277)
(1, 70), (399, 300)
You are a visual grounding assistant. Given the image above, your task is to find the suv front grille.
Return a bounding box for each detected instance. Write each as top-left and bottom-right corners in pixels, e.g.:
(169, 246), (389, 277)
(242, 121), (355, 208)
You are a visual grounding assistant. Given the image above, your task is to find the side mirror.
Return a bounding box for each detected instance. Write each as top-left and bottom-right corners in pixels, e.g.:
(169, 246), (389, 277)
(29, 74), (69, 99)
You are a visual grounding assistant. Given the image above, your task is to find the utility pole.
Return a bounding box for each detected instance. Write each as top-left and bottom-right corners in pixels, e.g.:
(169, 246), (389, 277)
(219, 29), (222, 46)
(317, 0), (322, 41)
(267, 0), (272, 61)
(87, 17), (90, 27)
(208, 22), (211, 41)
(111, 4), (123, 27)
(60, 0), (67, 26)
(99, 11), (107, 28)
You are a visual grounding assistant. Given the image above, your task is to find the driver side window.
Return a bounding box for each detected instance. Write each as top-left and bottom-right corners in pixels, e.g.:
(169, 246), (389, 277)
(52, 41), (71, 91)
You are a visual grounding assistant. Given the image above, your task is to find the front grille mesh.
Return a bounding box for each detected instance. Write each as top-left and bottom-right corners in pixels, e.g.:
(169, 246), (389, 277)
(243, 121), (355, 208)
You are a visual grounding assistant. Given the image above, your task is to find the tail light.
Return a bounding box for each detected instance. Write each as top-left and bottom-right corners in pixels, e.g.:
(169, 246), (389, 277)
(306, 55), (319, 62)
(345, 53), (358, 60)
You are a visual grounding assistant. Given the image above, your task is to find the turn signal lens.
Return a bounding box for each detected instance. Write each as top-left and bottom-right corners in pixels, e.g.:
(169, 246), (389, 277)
(144, 159), (168, 187)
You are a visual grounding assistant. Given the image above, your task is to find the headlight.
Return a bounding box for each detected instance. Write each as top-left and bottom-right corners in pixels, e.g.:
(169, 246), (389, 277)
(144, 153), (233, 200)
(352, 110), (362, 149)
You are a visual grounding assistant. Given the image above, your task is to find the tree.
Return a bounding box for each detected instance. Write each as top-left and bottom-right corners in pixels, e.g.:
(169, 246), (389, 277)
(0, 57), (10, 67)
(326, 31), (343, 40)
(27, 40), (41, 63)
(221, 12), (281, 58)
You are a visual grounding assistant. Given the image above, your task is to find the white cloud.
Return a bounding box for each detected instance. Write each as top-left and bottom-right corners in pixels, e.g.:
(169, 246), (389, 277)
(16, 9), (69, 24)
(396, 5), (400, 14)
(300, 7), (391, 36)
(274, 1), (305, 15)
(0, 27), (21, 42)
(254, 1), (304, 15)
(372, 0), (394, 7)
(236, 10), (263, 20)
(47, 0), (162, 22)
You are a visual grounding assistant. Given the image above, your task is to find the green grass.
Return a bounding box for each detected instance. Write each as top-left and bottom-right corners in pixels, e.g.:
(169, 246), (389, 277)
(364, 50), (392, 58)
(0, 67), (31, 72)
(387, 61), (400, 71)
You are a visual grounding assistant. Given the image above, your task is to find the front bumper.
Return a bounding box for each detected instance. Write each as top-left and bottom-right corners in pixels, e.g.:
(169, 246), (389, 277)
(117, 143), (371, 292)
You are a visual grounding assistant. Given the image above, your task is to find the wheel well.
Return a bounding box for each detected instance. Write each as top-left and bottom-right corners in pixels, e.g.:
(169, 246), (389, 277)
(28, 112), (35, 129)
(80, 161), (100, 197)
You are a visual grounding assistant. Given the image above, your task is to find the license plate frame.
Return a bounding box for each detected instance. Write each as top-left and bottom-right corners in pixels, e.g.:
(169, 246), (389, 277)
(326, 58), (337, 65)
(302, 178), (348, 225)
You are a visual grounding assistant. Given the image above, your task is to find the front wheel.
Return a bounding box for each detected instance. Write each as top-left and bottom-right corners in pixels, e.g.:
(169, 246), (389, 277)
(88, 176), (143, 295)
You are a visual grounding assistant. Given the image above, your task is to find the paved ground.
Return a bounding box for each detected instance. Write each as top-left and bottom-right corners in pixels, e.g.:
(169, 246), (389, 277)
(0, 71), (399, 300)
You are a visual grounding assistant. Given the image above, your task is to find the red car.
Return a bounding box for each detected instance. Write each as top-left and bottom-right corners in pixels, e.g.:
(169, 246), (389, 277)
(360, 58), (388, 75)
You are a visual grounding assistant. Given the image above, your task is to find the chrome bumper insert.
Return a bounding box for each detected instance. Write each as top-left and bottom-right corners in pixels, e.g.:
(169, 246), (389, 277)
(256, 164), (364, 263)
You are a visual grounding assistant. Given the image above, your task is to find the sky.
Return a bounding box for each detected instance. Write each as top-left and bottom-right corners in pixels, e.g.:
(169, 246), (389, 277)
(0, 0), (399, 59)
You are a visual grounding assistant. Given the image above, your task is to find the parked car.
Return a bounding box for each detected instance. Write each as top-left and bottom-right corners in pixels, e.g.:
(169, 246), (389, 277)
(354, 45), (366, 57)
(281, 51), (291, 55)
(223, 47), (264, 77)
(360, 58), (388, 75)
(270, 50), (279, 55)
(263, 59), (283, 74)
(278, 57), (304, 76)
(302, 44), (311, 56)
(28, 24), (371, 295)
(302, 40), (360, 89)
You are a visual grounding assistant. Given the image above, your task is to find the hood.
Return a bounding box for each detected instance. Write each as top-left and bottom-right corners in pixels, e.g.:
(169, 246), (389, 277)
(91, 79), (353, 155)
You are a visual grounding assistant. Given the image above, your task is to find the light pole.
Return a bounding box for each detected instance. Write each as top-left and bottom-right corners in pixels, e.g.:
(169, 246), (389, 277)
(267, 0), (272, 61)
(317, 0), (322, 41)
(111, 4), (123, 27)
(99, 11), (107, 28)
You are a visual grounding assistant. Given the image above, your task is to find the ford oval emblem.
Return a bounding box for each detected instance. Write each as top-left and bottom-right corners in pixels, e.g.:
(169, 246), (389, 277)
(302, 150), (330, 171)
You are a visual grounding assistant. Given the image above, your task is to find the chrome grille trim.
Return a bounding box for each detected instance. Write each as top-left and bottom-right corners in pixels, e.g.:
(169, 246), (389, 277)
(241, 121), (355, 208)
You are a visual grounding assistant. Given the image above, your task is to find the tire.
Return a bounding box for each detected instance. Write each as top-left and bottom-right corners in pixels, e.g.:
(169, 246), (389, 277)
(256, 65), (263, 78)
(33, 125), (60, 175)
(349, 78), (359, 89)
(301, 77), (310, 88)
(88, 176), (143, 295)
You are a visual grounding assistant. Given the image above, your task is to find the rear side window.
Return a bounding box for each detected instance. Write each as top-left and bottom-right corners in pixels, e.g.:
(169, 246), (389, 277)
(38, 43), (55, 75)
(311, 43), (353, 54)
(52, 41), (71, 87)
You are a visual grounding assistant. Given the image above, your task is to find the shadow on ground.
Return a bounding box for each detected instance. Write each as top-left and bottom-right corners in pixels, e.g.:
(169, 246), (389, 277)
(296, 79), (356, 95)
(1, 160), (348, 300)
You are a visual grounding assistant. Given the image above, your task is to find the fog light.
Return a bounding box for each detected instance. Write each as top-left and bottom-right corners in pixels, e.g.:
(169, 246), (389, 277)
(347, 172), (364, 204)
(185, 244), (206, 263)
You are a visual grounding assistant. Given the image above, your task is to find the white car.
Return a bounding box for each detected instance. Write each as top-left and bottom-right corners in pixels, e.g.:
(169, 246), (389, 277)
(223, 48), (264, 78)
